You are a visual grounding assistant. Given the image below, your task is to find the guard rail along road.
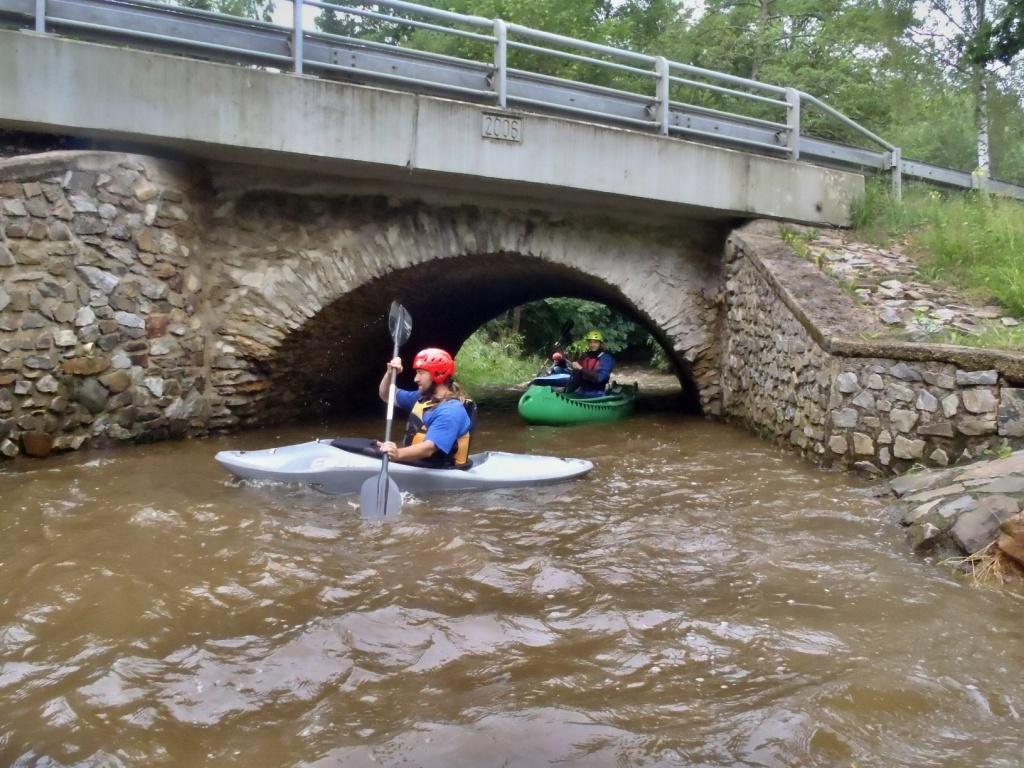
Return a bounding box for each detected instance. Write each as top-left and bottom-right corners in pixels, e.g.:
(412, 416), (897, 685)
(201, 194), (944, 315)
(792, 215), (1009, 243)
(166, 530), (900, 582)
(1, 0), (1023, 201)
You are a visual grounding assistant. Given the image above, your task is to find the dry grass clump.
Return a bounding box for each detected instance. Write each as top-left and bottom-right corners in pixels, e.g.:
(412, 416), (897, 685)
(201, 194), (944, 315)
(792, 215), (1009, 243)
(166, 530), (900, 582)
(943, 543), (1024, 590)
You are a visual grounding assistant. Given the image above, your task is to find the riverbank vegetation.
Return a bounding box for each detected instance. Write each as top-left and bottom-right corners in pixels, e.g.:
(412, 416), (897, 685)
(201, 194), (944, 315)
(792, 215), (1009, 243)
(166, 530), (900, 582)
(853, 181), (1024, 320)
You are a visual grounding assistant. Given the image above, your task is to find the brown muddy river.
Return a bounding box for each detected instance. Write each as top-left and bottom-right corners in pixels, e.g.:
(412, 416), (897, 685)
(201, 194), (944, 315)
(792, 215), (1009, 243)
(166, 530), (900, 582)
(2, 400), (1023, 767)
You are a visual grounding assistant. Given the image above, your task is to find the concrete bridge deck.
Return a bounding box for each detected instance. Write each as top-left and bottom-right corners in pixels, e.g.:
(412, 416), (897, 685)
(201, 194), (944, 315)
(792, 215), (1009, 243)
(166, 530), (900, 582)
(0, 29), (862, 226)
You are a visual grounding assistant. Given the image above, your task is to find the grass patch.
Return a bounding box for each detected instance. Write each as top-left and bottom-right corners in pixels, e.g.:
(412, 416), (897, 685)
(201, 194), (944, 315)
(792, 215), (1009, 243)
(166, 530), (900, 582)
(779, 225), (819, 262)
(930, 323), (1024, 351)
(852, 180), (1024, 318)
(455, 330), (543, 391)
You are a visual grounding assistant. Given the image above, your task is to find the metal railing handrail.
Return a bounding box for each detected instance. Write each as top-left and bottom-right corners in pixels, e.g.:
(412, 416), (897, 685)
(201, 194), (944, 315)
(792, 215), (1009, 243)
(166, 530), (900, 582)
(3, 0), (1022, 199)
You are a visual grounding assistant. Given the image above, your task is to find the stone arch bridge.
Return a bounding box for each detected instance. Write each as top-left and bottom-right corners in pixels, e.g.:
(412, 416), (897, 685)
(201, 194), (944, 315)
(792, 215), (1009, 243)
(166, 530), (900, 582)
(5, 152), (1021, 476)
(0, 152), (728, 454)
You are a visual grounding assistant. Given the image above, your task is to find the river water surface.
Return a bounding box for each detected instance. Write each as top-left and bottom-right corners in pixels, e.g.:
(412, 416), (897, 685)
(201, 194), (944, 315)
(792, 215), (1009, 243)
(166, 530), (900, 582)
(2, 401), (1023, 767)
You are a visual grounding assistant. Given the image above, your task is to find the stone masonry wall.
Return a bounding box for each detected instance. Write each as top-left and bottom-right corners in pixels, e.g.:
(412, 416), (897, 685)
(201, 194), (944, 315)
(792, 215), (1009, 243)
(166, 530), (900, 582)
(721, 223), (1024, 475)
(1, 151), (727, 458)
(0, 152), (207, 458)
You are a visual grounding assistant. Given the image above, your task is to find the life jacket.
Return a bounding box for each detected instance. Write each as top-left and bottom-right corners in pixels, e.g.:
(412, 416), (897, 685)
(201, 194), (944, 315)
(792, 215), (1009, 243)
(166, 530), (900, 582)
(580, 352), (603, 375)
(403, 396), (476, 468)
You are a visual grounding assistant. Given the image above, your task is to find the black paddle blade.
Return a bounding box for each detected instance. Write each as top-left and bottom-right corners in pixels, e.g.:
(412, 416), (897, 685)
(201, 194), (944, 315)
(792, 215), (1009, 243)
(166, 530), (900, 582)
(558, 318), (574, 347)
(359, 472), (402, 519)
(388, 302), (413, 348)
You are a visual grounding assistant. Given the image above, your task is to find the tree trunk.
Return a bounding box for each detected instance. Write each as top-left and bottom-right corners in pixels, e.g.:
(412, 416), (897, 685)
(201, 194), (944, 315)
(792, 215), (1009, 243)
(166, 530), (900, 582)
(751, 0), (771, 80)
(511, 305), (522, 334)
(972, 0), (991, 178)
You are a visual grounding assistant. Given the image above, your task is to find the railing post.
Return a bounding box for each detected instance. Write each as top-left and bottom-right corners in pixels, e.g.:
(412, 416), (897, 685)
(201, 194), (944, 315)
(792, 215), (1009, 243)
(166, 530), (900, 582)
(785, 88), (800, 160)
(34, 0), (45, 32)
(292, 0), (304, 75)
(655, 56), (669, 136)
(889, 146), (902, 201)
(492, 18), (507, 109)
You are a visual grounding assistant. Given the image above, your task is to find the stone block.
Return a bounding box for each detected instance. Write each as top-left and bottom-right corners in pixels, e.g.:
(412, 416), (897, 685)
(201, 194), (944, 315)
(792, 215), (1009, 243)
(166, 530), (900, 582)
(929, 448), (950, 466)
(998, 388), (1024, 437)
(831, 408), (858, 428)
(829, 435), (848, 454)
(890, 408), (919, 433)
(837, 372), (859, 393)
(2, 198), (27, 216)
(889, 363), (922, 381)
(61, 356), (110, 376)
(941, 393), (959, 418)
(962, 388), (997, 414)
(99, 371), (132, 393)
(893, 435), (926, 459)
(916, 390), (938, 412)
(886, 383), (914, 403)
(956, 369), (998, 386)
(75, 265), (120, 295)
(852, 432), (874, 455)
(917, 421), (955, 438)
(923, 371), (955, 389)
(114, 311), (145, 329)
(852, 390), (875, 409)
(951, 495), (1021, 554)
(958, 417), (997, 436)
(76, 378), (109, 414)
(865, 373), (884, 390)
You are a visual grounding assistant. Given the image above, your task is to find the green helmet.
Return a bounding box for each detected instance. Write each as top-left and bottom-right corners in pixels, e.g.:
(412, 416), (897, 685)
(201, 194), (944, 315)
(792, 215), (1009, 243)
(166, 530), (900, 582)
(584, 330), (604, 342)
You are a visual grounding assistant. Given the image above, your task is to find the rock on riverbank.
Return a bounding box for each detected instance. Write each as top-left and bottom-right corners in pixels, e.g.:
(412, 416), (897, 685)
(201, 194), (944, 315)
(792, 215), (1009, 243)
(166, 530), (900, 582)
(887, 449), (1024, 572)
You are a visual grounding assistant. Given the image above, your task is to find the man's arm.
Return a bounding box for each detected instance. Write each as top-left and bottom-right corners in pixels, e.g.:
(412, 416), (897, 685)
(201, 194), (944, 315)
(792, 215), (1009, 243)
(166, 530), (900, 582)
(379, 439), (439, 462)
(379, 356), (402, 402)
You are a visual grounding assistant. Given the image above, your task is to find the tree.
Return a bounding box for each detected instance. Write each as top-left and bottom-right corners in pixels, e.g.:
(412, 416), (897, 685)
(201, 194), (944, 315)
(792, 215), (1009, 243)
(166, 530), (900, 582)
(178, 0), (274, 21)
(907, 0), (1024, 178)
(990, 0), (1024, 62)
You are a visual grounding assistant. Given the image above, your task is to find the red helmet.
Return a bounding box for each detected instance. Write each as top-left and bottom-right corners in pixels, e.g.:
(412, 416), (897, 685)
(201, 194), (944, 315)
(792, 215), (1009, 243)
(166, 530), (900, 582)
(552, 352), (565, 363)
(412, 348), (455, 384)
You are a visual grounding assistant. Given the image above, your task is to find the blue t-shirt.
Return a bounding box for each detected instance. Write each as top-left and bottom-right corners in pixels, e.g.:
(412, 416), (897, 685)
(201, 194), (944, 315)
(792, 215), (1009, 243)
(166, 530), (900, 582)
(395, 389), (472, 454)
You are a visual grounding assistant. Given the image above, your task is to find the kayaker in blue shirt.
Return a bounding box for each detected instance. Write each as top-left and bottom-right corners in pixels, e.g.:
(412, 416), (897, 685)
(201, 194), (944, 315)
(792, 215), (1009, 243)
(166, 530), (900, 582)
(377, 347), (475, 468)
(549, 351), (572, 377)
(564, 330), (614, 398)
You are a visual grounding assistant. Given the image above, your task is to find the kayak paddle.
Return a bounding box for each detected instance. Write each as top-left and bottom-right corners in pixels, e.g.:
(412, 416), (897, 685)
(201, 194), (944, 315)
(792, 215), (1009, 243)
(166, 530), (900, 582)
(359, 301), (413, 520)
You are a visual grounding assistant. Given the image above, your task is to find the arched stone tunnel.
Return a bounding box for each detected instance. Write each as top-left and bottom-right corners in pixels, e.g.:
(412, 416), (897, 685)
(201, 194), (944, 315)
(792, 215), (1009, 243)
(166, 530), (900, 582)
(201, 182), (731, 430)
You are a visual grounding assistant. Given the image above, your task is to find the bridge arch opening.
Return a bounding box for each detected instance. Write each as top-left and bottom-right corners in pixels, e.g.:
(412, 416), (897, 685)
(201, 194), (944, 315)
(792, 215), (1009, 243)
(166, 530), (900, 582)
(248, 252), (702, 420)
(204, 190), (725, 429)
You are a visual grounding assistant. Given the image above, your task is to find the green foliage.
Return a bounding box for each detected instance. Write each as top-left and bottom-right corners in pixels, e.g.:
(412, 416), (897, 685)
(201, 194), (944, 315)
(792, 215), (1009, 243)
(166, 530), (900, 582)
(515, 297), (650, 355)
(177, 0), (273, 21)
(647, 337), (671, 372)
(853, 181), (1024, 316)
(455, 328), (543, 389)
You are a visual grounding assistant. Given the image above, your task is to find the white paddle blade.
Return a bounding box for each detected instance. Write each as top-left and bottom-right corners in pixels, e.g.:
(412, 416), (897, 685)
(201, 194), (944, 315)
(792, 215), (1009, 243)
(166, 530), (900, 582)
(359, 473), (402, 519)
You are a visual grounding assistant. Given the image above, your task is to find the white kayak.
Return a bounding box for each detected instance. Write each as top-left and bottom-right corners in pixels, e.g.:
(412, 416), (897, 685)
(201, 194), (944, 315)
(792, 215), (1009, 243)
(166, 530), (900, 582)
(215, 439), (594, 495)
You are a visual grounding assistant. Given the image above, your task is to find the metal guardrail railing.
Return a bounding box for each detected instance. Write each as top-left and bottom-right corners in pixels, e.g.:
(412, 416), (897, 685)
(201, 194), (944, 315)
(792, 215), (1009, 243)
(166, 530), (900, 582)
(2, 0), (1023, 201)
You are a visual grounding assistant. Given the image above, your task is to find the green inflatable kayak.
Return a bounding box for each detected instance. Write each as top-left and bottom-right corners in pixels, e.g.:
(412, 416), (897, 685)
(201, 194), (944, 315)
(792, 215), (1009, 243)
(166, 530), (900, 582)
(517, 383), (638, 426)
